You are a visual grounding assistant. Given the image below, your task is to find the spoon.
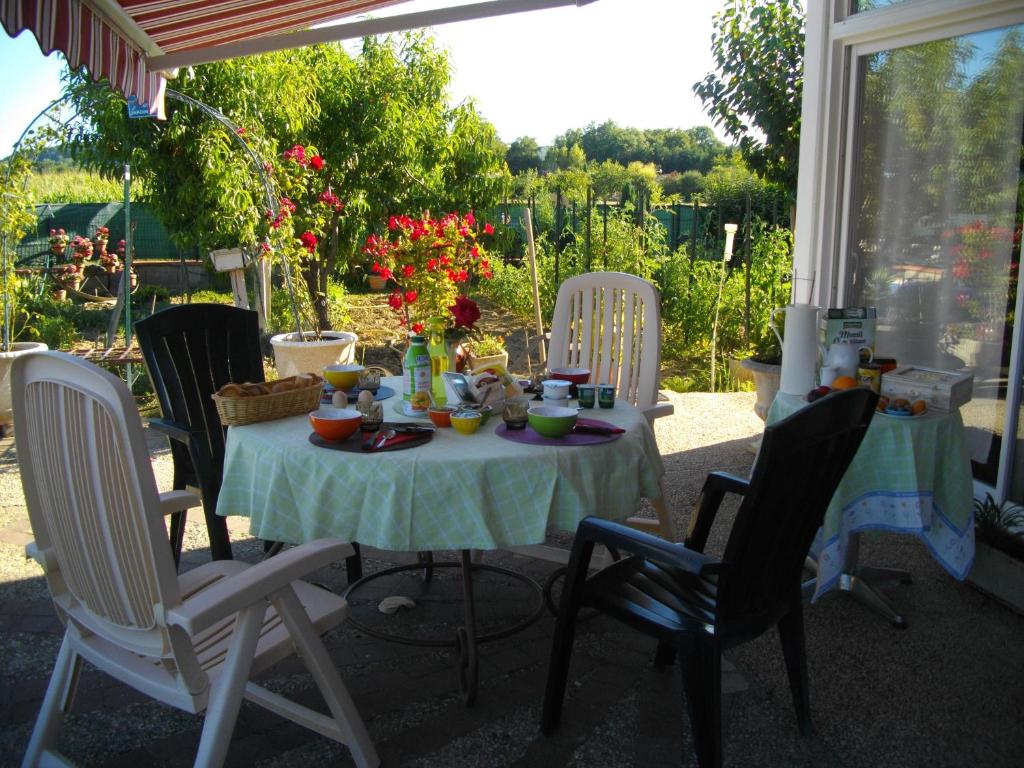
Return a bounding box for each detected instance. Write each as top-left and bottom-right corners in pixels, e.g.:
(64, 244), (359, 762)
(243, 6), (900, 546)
(371, 428), (396, 451)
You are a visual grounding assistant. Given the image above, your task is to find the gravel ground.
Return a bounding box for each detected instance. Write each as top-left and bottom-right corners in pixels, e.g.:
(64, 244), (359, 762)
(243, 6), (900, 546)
(2, 390), (1023, 768)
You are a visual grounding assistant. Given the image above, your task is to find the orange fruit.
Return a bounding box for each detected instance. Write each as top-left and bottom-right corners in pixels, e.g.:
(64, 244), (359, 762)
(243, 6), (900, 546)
(831, 375), (859, 390)
(911, 399), (927, 415)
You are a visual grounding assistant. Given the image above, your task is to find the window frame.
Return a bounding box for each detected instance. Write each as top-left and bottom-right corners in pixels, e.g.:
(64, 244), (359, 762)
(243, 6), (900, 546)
(797, 0), (1024, 499)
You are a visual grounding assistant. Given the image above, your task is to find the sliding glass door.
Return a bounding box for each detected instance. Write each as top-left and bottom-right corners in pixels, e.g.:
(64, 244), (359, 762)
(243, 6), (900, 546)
(843, 24), (1024, 486)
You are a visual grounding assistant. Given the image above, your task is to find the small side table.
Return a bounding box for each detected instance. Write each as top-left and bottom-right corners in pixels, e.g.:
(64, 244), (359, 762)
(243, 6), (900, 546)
(768, 392), (975, 627)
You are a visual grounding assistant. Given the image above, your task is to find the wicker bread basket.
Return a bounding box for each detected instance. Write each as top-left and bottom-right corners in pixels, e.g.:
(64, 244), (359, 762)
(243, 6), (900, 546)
(212, 374), (324, 426)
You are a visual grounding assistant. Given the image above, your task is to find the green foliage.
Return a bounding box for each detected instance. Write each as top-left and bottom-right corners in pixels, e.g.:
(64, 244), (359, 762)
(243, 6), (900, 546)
(506, 136), (542, 174)
(694, 0), (804, 192)
(9, 275), (109, 349)
(25, 167), (140, 203)
(550, 121), (729, 175)
(65, 32), (508, 332)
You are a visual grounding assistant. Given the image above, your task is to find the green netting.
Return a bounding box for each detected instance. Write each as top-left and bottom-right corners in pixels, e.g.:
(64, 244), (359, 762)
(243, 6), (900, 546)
(16, 203), (198, 268)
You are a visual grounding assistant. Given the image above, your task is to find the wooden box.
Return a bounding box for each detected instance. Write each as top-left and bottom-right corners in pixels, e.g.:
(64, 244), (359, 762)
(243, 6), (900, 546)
(880, 366), (973, 413)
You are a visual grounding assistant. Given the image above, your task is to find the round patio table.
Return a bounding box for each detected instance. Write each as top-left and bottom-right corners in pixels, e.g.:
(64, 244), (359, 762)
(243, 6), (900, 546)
(217, 377), (665, 702)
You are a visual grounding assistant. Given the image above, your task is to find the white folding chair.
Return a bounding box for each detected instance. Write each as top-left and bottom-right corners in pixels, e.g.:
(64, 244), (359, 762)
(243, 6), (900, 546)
(547, 271), (674, 538)
(14, 351), (378, 768)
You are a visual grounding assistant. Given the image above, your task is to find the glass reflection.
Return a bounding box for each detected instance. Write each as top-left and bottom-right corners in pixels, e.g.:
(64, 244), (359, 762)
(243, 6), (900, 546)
(846, 26), (1024, 483)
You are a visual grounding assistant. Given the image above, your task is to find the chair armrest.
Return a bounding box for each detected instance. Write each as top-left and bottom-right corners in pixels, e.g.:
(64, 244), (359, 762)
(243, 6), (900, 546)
(25, 541), (59, 572)
(642, 402), (674, 425)
(148, 417), (192, 445)
(577, 517), (723, 577)
(685, 471), (749, 553)
(165, 538), (355, 635)
(159, 490), (201, 517)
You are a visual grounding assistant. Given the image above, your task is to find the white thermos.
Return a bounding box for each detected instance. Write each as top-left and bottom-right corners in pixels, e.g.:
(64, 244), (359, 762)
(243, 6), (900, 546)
(770, 304), (821, 396)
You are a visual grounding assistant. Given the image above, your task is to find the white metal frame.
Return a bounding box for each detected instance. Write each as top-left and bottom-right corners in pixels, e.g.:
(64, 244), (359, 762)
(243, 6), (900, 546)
(797, 0), (1024, 502)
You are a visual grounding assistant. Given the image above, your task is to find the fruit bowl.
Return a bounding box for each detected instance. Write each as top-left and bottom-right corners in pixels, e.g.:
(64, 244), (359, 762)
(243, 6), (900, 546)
(323, 363), (364, 390)
(309, 407), (362, 441)
(527, 405), (578, 438)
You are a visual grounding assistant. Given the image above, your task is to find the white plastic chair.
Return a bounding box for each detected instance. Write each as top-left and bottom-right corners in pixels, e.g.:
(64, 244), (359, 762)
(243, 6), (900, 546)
(14, 351), (379, 768)
(548, 271), (674, 538)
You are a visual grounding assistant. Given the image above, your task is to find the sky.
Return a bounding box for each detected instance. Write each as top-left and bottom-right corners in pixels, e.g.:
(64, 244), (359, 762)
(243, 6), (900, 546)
(0, 0), (727, 156)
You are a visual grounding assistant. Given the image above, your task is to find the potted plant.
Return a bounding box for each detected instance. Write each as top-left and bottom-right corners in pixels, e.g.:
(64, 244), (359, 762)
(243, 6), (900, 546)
(266, 144), (360, 376)
(465, 333), (508, 372)
(48, 228), (69, 257)
(362, 211), (495, 368)
(968, 493), (1024, 615)
(739, 339), (782, 422)
(93, 225), (110, 258)
(58, 262), (82, 292)
(69, 234), (93, 262)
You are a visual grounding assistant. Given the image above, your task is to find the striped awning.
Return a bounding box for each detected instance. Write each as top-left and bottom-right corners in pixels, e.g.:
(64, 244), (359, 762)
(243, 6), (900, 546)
(1, 0), (596, 118)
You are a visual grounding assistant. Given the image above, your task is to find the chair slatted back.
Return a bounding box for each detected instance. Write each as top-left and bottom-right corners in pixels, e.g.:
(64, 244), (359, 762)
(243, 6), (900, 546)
(716, 388), (878, 636)
(14, 352), (182, 656)
(548, 272), (662, 410)
(135, 304), (263, 479)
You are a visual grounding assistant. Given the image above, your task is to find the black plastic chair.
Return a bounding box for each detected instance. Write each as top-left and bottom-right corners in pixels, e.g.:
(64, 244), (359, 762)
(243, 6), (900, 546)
(541, 387), (879, 768)
(135, 303), (265, 565)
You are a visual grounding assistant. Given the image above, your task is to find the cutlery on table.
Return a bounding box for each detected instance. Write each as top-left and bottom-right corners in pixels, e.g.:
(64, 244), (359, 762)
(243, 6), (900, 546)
(572, 423), (625, 436)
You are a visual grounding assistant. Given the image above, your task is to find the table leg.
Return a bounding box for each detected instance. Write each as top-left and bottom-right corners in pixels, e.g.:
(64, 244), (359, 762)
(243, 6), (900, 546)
(802, 534), (912, 628)
(456, 549), (479, 706)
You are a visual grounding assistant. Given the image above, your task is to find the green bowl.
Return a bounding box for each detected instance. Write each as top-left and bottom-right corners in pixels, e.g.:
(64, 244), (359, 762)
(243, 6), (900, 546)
(527, 405), (578, 438)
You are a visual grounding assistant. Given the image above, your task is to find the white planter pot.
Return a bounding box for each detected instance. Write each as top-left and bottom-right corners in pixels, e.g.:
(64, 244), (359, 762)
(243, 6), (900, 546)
(0, 342), (49, 425)
(468, 351), (509, 373)
(967, 538), (1024, 616)
(740, 358), (781, 422)
(270, 331), (357, 379)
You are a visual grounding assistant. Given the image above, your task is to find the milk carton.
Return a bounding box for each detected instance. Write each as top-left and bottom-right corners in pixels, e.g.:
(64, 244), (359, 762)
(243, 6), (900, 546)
(821, 307), (877, 357)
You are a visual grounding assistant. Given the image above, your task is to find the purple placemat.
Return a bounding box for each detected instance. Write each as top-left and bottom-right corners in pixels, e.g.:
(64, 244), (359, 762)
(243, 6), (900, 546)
(495, 418), (623, 446)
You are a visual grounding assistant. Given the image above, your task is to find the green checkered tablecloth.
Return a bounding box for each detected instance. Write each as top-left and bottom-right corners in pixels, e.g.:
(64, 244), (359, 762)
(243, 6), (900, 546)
(217, 380), (665, 551)
(768, 393), (974, 601)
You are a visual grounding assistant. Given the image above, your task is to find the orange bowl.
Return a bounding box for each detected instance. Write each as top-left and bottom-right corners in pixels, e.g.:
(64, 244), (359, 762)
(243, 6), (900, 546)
(428, 405), (456, 428)
(309, 407), (362, 441)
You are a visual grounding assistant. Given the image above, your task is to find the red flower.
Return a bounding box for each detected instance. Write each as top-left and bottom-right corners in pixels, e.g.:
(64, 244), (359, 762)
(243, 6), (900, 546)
(299, 231), (318, 253)
(388, 291), (403, 310)
(483, 223), (494, 235)
(426, 258), (439, 271)
(402, 264), (415, 278)
(412, 322), (424, 334)
(236, 126), (246, 136)
(310, 155), (325, 171)
(952, 259), (970, 280)
(449, 295), (481, 329)
(404, 290), (418, 304)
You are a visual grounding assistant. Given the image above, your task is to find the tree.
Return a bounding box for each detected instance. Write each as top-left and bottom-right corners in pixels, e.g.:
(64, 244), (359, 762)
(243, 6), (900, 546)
(505, 136), (542, 174)
(66, 32), (508, 331)
(693, 0), (804, 194)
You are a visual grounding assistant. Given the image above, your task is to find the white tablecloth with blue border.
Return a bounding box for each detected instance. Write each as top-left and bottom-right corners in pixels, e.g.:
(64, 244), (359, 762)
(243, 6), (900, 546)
(768, 393), (974, 601)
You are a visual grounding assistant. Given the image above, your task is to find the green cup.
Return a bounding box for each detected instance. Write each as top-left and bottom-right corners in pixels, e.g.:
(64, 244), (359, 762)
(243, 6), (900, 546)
(598, 384), (616, 408)
(577, 384), (596, 409)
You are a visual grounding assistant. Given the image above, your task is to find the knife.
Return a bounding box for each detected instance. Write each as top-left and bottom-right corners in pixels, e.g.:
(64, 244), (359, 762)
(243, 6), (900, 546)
(573, 423), (625, 436)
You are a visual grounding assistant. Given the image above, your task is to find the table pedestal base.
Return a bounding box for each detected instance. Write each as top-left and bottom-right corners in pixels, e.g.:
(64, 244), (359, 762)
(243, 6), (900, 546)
(342, 551), (545, 705)
(802, 534), (913, 628)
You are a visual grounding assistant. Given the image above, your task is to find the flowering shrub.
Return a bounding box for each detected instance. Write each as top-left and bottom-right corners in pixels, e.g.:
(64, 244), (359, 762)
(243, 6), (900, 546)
(93, 226), (109, 243)
(362, 212), (494, 334)
(265, 144), (348, 331)
(943, 220), (1021, 337)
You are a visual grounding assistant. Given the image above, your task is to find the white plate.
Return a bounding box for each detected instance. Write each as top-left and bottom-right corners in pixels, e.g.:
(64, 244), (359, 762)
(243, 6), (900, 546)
(392, 399), (432, 419)
(879, 407), (927, 419)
